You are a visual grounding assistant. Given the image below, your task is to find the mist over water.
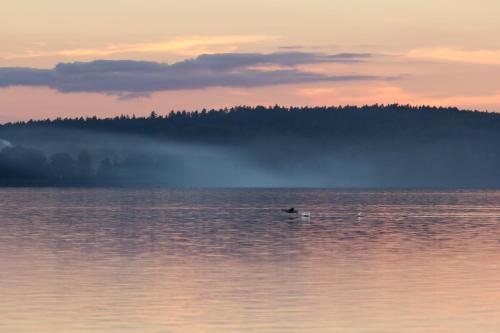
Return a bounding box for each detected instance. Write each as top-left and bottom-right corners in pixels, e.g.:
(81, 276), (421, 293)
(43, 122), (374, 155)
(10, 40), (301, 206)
(1, 188), (500, 333)
(0, 139), (12, 150)
(0, 127), (376, 187)
(1, 124), (499, 188)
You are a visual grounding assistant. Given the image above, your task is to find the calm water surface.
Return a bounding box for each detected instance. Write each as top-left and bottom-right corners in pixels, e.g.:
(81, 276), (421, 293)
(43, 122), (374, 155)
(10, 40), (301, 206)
(1, 189), (500, 333)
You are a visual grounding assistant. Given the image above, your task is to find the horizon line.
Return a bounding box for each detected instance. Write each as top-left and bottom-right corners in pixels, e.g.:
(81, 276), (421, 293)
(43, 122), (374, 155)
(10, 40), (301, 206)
(0, 103), (488, 125)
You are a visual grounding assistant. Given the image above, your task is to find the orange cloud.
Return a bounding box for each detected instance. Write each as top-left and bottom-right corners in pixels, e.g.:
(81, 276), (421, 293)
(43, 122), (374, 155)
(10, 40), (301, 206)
(0, 35), (280, 61)
(406, 47), (500, 65)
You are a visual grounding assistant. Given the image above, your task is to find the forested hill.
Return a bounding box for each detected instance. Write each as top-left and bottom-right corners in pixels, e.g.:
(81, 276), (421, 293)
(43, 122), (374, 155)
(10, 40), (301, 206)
(1, 104), (500, 188)
(1, 105), (499, 143)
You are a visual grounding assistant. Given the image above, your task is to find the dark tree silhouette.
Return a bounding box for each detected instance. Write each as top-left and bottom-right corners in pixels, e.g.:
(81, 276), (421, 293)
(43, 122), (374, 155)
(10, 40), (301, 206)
(0, 147), (49, 184)
(76, 150), (94, 180)
(50, 152), (76, 182)
(0, 104), (500, 187)
(97, 157), (115, 181)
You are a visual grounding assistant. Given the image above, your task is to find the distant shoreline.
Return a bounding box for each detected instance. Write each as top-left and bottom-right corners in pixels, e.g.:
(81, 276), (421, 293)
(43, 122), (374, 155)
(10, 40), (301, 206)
(1, 105), (500, 188)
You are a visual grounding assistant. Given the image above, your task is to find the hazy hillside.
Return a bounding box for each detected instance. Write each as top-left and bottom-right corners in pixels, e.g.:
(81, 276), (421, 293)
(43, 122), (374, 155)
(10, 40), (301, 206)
(1, 104), (499, 187)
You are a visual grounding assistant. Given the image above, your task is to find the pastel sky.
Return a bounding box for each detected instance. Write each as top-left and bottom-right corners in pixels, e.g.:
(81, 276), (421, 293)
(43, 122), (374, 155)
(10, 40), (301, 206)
(1, 0), (500, 122)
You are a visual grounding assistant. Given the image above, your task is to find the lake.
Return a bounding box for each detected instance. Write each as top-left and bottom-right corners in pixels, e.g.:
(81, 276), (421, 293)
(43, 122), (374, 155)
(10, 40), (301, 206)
(1, 188), (500, 333)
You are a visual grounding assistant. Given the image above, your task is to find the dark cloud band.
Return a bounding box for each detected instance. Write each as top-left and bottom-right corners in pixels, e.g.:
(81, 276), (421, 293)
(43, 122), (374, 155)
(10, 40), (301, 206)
(0, 52), (379, 96)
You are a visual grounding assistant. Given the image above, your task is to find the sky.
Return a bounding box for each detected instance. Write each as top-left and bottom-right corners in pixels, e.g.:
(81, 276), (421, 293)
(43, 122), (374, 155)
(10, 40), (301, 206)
(1, 0), (500, 121)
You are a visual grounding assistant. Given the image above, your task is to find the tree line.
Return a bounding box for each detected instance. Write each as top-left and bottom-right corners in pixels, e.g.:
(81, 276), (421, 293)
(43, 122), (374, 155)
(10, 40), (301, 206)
(2, 104), (497, 143)
(0, 146), (181, 186)
(1, 104), (500, 187)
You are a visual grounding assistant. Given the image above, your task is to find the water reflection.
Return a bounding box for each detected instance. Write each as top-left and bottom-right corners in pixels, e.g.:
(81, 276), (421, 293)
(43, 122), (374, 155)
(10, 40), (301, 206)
(1, 189), (500, 332)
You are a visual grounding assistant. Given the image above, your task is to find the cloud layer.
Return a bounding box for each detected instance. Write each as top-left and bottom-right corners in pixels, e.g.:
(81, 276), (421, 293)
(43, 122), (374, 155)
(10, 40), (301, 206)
(0, 52), (377, 96)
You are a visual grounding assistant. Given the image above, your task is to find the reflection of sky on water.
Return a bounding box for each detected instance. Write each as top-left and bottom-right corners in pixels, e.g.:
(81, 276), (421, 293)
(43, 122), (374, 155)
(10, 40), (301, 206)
(1, 189), (500, 332)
